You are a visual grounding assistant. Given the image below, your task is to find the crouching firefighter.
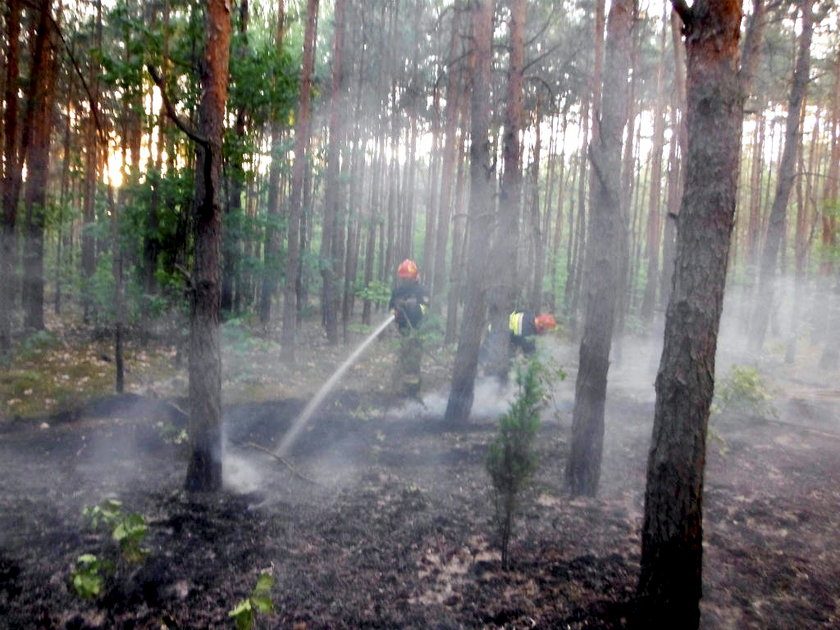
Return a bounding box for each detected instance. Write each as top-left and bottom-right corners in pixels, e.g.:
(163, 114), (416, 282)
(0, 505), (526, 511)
(389, 259), (430, 398)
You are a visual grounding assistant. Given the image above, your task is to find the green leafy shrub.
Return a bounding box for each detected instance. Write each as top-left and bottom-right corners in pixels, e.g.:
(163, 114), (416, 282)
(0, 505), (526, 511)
(486, 359), (545, 569)
(71, 499), (150, 600)
(353, 280), (391, 305)
(229, 573), (275, 630)
(713, 365), (776, 420)
(71, 554), (106, 600)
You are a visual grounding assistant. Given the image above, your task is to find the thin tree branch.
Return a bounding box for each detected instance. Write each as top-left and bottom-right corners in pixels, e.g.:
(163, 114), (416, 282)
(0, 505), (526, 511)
(671, 0), (693, 25)
(45, 10), (108, 145)
(146, 65), (209, 146)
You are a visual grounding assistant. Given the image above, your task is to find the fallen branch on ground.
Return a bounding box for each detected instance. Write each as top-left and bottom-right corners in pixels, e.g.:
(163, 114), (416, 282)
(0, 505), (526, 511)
(236, 441), (324, 486)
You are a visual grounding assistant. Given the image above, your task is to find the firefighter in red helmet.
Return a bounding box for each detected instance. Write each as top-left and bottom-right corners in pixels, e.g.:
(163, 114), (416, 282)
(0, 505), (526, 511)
(508, 310), (557, 355)
(388, 259), (430, 398)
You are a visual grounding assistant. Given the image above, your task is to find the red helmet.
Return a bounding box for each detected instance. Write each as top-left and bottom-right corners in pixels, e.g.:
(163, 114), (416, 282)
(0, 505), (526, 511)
(534, 313), (557, 334)
(397, 259), (419, 279)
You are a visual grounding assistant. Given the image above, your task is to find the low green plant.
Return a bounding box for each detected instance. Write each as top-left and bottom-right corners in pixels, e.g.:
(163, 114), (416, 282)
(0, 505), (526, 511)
(111, 512), (149, 564)
(71, 554), (106, 600)
(486, 358), (545, 570)
(713, 365), (776, 420)
(353, 279), (391, 305)
(71, 499), (150, 600)
(155, 421), (189, 445)
(229, 573), (275, 630)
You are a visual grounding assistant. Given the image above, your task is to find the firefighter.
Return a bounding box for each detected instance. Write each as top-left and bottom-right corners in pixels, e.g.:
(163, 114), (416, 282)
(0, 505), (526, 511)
(508, 310), (557, 356)
(388, 259), (430, 398)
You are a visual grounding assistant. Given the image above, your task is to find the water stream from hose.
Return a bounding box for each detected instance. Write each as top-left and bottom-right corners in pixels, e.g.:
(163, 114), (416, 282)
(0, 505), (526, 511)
(274, 314), (395, 457)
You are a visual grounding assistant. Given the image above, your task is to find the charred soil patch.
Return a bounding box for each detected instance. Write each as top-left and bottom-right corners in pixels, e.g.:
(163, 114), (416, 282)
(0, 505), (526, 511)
(1, 378), (839, 629)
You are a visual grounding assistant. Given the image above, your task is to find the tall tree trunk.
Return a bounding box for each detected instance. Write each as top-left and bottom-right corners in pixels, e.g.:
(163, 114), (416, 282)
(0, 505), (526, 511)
(184, 0), (232, 493)
(565, 0), (634, 497)
(750, 0), (814, 352)
(637, 0), (743, 625)
(143, 2), (171, 319)
(1, 0), (22, 354)
(433, 4), (464, 306)
(529, 104), (545, 311)
(21, 0), (57, 333)
(659, 9), (688, 313)
(320, 0), (346, 345)
(281, 0), (318, 363)
(818, 49), (839, 368)
(444, 0), (494, 425)
(222, 0), (251, 316)
(639, 8), (669, 324)
(81, 0), (102, 322)
(259, 0), (287, 325)
(485, 0), (525, 382)
(566, 104), (590, 336)
(549, 113), (569, 314)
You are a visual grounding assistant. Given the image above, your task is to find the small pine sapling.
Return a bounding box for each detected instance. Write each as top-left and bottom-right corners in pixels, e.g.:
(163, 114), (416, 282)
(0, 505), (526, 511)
(486, 359), (545, 570)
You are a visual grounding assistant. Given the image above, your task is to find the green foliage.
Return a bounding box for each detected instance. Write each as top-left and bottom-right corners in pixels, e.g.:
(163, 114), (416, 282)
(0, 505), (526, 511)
(354, 280), (391, 305)
(71, 499), (149, 601)
(713, 365), (776, 420)
(112, 513), (149, 564)
(486, 359), (545, 569)
(537, 356), (568, 422)
(229, 573), (275, 630)
(83, 499), (149, 565)
(17, 330), (59, 360)
(71, 554), (106, 600)
(155, 421), (189, 445)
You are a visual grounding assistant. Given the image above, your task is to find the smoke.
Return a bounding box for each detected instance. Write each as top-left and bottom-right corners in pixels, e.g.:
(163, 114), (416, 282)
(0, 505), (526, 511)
(223, 451), (263, 494)
(388, 377), (517, 424)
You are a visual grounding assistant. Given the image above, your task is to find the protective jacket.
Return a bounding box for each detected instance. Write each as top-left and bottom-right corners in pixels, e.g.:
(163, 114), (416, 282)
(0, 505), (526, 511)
(509, 310), (538, 355)
(389, 281), (429, 333)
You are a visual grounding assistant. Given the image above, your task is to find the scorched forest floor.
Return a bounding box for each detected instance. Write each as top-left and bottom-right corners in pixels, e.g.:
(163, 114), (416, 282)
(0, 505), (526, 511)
(1, 323), (839, 629)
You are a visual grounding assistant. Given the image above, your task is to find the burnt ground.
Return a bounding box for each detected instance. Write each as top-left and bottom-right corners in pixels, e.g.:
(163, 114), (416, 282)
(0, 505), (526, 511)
(1, 340), (840, 629)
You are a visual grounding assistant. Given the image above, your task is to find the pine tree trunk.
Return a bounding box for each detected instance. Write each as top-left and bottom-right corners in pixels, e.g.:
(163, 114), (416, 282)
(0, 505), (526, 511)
(81, 0), (102, 322)
(21, 0), (57, 333)
(565, 0), (633, 497)
(637, 0), (743, 624)
(433, 5), (464, 305)
(222, 0), (250, 316)
(658, 10), (687, 314)
(320, 0), (346, 344)
(750, 0), (814, 352)
(258, 0), (286, 325)
(281, 0), (318, 362)
(486, 0), (524, 382)
(184, 0), (232, 493)
(444, 0), (494, 424)
(1, 0), (22, 354)
(640, 10), (669, 324)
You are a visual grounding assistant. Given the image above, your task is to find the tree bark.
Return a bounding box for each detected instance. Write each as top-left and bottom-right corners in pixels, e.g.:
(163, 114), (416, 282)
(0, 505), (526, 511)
(485, 0), (525, 382)
(639, 8), (669, 324)
(433, 4), (464, 306)
(21, 0), (57, 333)
(750, 0), (814, 353)
(444, 0), (494, 425)
(81, 0), (102, 322)
(565, 0), (633, 497)
(321, 0), (346, 345)
(184, 0), (232, 493)
(281, 0), (318, 362)
(259, 0), (287, 325)
(1, 0), (22, 354)
(222, 0), (251, 316)
(637, 0), (743, 625)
